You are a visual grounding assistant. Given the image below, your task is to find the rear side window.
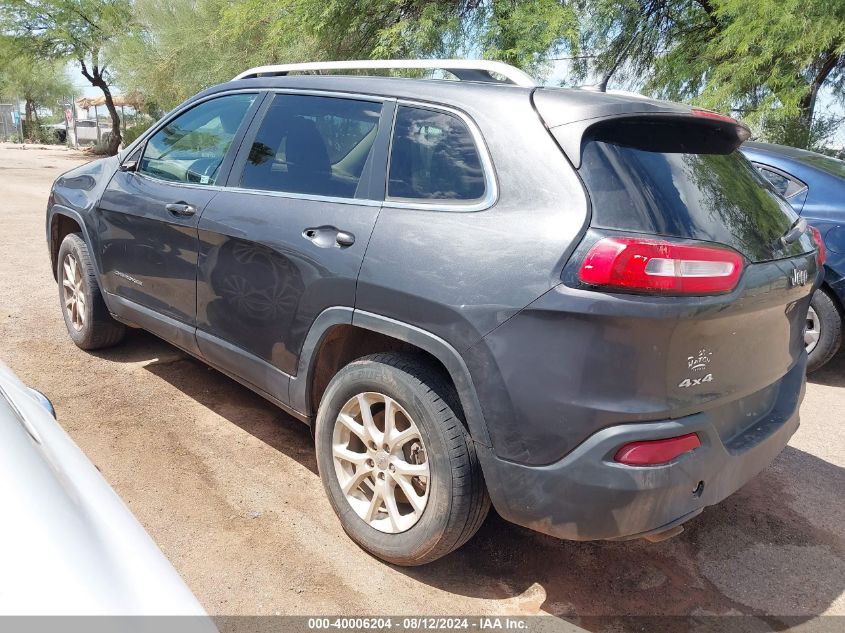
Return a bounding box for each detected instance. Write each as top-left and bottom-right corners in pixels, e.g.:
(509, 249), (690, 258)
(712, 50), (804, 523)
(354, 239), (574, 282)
(140, 93), (256, 185)
(575, 121), (807, 262)
(239, 94), (382, 199)
(388, 106), (485, 202)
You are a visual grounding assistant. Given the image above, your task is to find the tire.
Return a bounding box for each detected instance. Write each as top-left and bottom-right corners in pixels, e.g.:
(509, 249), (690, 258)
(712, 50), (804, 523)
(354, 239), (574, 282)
(806, 287), (842, 373)
(315, 352), (490, 565)
(57, 233), (126, 350)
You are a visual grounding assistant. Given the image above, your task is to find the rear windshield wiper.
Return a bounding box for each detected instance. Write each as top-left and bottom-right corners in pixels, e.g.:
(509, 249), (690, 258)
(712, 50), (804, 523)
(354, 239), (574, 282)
(778, 218), (807, 249)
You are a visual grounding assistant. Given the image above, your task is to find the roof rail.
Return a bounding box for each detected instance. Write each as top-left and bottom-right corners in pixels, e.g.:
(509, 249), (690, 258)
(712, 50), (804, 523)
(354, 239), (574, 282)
(233, 59), (536, 87)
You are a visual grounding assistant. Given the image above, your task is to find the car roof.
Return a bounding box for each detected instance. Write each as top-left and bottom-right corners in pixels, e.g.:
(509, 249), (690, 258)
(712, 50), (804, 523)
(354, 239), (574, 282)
(742, 141), (845, 183)
(195, 74), (692, 127)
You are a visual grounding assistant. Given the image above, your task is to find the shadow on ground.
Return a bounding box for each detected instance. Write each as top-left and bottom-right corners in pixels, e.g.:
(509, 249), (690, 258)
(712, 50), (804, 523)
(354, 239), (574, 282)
(98, 330), (845, 631)
(807, 344), (845, 388)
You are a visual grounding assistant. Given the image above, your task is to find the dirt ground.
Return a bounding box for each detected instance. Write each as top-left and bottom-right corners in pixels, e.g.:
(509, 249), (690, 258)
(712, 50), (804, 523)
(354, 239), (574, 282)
(1, 143), (844, 630)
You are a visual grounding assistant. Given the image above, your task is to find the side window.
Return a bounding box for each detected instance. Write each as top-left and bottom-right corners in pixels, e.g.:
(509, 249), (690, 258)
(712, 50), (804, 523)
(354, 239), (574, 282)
(388, 106), (485, 202)
(139, 93), (256, 185)
(239, 94), (382, 198)
(754, 164), (807, 199)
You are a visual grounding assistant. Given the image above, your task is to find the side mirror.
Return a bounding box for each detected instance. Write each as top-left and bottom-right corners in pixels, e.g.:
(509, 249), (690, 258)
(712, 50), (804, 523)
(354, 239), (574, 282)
(119, 160), (138, 173)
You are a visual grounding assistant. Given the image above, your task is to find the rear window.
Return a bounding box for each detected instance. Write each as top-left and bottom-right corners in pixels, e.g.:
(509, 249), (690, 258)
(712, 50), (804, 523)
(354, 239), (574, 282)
(576, 122), (807, 262)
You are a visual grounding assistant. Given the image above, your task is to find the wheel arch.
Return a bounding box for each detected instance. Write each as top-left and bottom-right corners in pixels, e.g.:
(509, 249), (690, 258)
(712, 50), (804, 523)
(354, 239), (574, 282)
(48, 207), (96, 281)
(818, 275), (845, 317)
(291, 308), (492, 448)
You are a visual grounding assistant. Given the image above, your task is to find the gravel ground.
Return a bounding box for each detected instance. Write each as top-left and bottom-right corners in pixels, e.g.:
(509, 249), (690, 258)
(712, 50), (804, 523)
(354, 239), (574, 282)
(1, 143), (844, 630)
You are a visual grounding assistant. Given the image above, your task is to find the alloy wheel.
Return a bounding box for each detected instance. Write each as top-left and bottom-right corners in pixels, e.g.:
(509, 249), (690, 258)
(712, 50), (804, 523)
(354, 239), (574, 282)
(332, 392), (430, 533)
(62, 253), (86, 331)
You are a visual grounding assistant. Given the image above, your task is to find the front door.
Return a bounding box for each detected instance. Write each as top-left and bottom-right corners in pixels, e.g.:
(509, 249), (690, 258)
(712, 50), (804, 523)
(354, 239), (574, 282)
(97, 93), (260, 328)
(195, 92), (392, 403)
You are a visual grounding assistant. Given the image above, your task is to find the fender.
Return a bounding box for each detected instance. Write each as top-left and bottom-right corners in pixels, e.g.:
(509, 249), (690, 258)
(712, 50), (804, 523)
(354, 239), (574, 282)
(290, 308), (492, 448)
(47, 205), (102, 278)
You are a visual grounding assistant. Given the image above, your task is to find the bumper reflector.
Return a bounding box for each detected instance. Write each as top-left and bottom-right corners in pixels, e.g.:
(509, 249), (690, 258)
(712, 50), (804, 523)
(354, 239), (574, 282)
(614, 433), (701, 466)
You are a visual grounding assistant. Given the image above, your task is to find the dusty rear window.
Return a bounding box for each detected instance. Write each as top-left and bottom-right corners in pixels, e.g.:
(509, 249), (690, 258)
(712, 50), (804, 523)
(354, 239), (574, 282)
(575, 121), (810, 262)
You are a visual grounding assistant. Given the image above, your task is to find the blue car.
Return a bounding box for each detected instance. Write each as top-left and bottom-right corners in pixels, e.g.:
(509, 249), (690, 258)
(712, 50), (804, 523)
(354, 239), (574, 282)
(741, 141), (845, 372)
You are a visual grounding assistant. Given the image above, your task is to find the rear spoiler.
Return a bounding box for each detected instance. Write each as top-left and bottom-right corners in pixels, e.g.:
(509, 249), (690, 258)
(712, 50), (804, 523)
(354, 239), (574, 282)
(532, 88), (750, 168)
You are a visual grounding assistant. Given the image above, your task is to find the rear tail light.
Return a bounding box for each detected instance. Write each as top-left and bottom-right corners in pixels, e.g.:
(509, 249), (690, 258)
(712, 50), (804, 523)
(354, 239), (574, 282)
(614, 433), (701, 466)
(810, 226), (826, 266)
(578, 237), (744, 295)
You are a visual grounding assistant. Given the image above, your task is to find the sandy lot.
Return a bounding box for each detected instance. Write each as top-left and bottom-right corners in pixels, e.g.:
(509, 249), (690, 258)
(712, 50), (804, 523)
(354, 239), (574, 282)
(1, 143), (844, 630)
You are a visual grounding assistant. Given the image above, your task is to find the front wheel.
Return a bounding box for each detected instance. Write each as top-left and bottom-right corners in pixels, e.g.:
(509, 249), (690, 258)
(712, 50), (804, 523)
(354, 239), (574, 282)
(57, 233), (126, 350)
(805, 288), (842, 373)
(315, 353), (490, 565)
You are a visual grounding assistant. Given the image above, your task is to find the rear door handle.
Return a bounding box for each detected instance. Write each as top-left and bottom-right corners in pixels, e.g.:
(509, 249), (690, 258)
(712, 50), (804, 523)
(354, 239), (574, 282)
(165, 202), (197, 217)
(303, 226), (355, 248)
(335, 231), (355, 246)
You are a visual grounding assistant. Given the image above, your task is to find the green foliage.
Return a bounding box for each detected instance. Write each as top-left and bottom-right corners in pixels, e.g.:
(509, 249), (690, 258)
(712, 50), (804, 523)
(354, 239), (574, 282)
(571, 0), (845, 149)
(0, 36), (72, 139)
(704, 0), (845, 148)
(111, 0), (576, 112)
(0, 0), (133, 63)
(121, 120), (153, 146)
(5, 0), (843, 152)
(0, 0), (136, 154)
(0, 38), (72, 105)
(110, 0), (245, 112)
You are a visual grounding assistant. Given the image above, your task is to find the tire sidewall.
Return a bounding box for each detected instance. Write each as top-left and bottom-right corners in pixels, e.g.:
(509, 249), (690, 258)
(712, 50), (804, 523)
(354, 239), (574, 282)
(57, 235), (94, 348)
(315, 361), (456, 563)
(807, 289), (842, 372)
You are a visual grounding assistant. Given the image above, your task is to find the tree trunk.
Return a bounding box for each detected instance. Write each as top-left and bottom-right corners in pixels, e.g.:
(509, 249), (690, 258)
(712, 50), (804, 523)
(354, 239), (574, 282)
(797, 85), (820, 149)
(23, 98), (35, 140)
(94, 79), (122, 154)
(796, 50), (840, 149)
(78, 59), (122, 155)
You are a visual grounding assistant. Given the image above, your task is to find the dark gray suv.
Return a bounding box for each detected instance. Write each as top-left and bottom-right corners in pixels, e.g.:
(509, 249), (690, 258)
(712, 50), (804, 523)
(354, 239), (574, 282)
(46, 60), (821, 565)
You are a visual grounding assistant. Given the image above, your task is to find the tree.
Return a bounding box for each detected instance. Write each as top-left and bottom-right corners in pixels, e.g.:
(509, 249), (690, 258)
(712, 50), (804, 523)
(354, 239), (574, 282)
(569, 0), (845, 149)
(109, 0), (260, 113)
(220, 0), (575, 75)
(111, 0), (576, 112)
(0, 0), (135, 154)
(0, 37), (72, 140)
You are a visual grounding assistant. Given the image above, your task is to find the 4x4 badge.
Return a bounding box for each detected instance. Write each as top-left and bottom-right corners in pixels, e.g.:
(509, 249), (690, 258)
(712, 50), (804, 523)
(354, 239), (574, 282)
(790, 267), (808, 287)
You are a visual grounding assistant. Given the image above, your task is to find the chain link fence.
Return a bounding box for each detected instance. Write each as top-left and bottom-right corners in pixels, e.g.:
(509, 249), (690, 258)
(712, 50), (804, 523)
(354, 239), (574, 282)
(0, 99), (23, 142)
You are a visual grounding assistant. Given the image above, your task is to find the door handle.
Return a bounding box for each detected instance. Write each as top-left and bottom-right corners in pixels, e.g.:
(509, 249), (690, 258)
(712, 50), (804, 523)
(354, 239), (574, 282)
(335, 231), (355, 246)
(165, 202), (197, 217)
(303, 226), (355, 248)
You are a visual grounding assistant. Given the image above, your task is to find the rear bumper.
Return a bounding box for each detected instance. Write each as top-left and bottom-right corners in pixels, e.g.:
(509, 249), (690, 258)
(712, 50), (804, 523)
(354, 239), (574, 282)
(478, 357), (804, 541)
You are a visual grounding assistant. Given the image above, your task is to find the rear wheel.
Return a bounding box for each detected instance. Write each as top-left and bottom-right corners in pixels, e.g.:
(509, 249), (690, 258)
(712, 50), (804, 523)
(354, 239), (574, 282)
(315, 353), (490, 565)
(805, 287), (842, 373)
(57, 233), (126, 350)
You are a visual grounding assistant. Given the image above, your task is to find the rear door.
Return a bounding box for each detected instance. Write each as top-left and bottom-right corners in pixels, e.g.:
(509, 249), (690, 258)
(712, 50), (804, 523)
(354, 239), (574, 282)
(194, 92), (393, 403)
(96, 93), (260, 330)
